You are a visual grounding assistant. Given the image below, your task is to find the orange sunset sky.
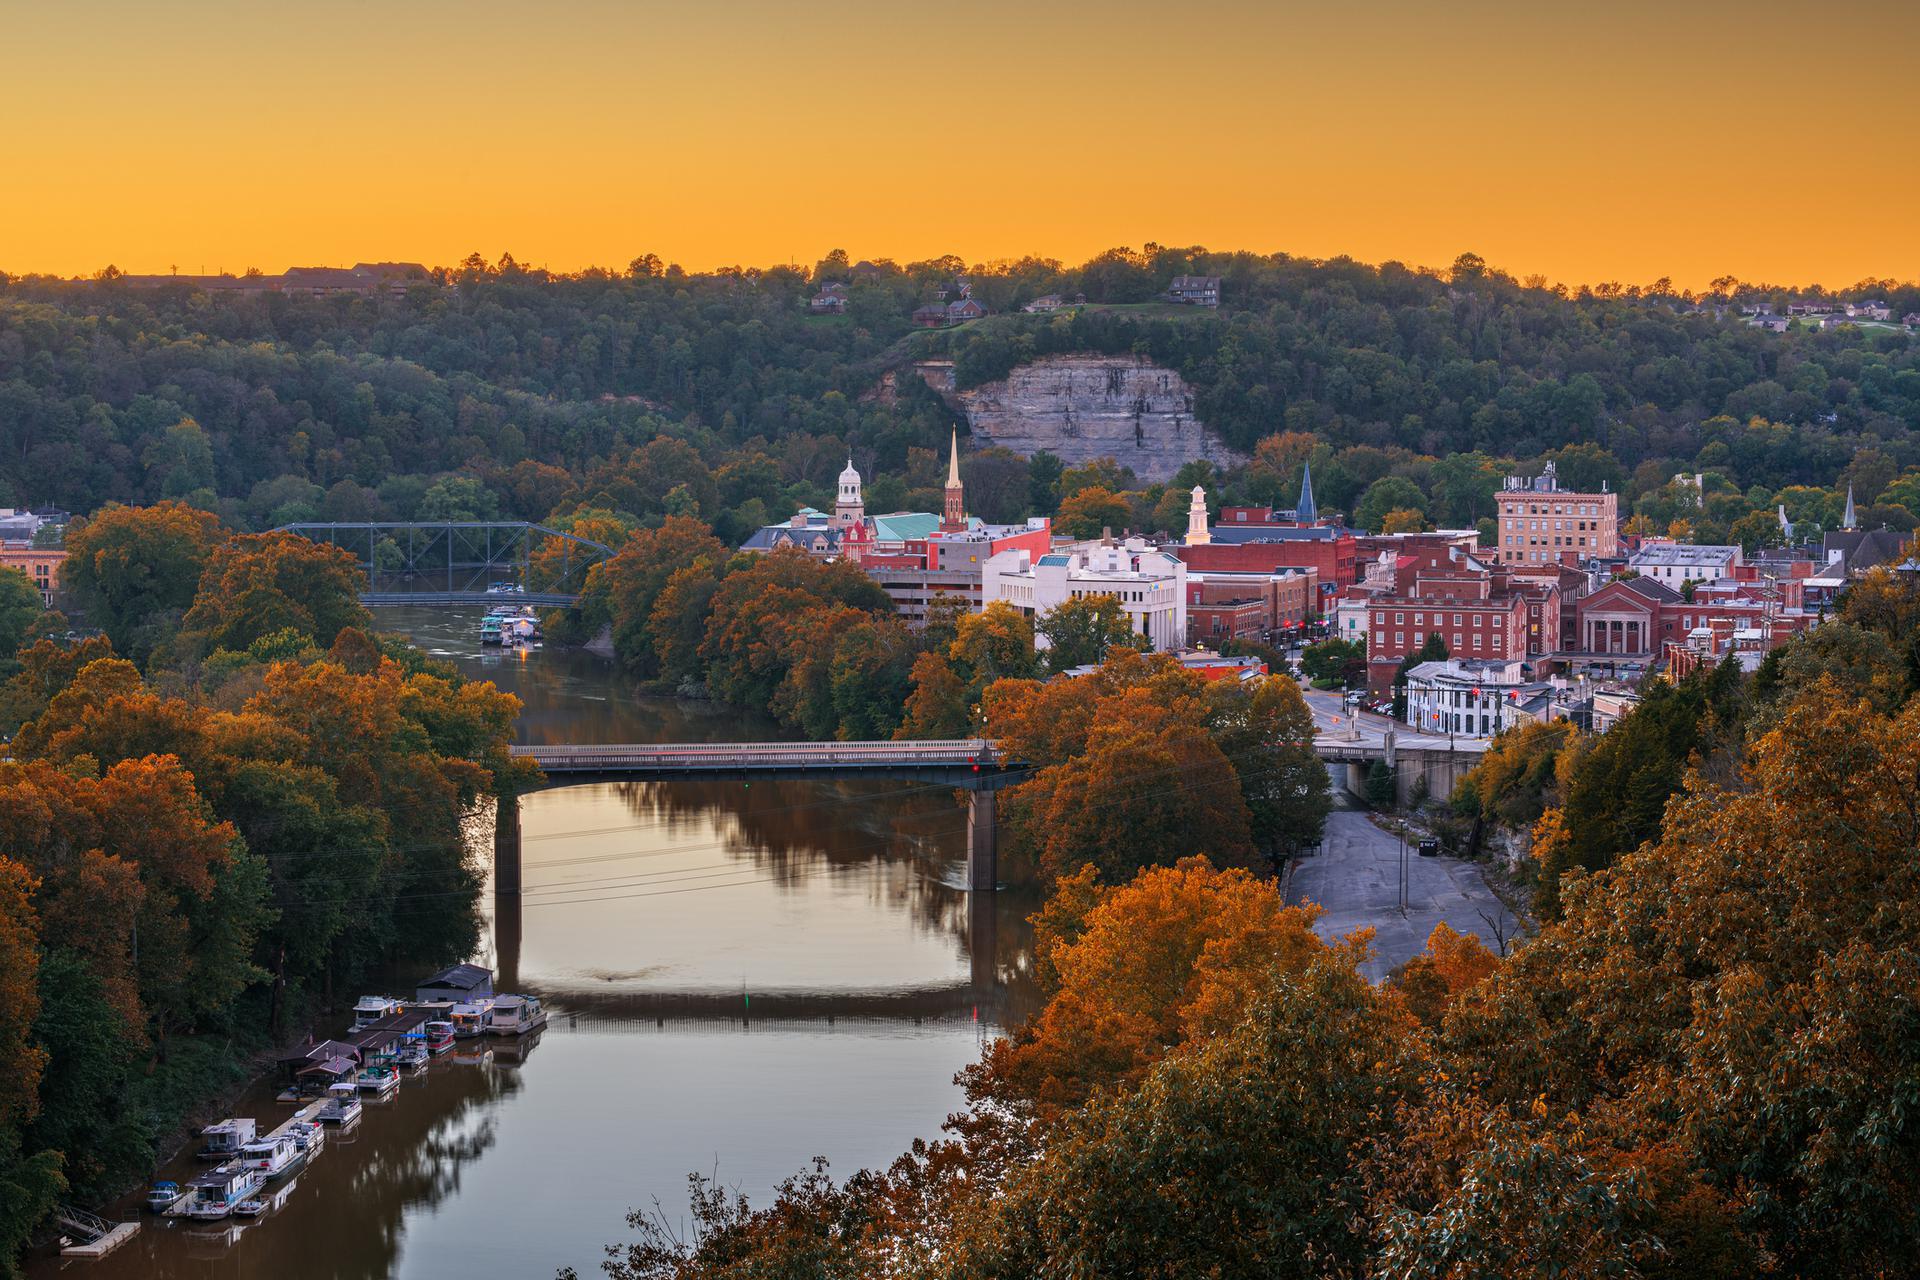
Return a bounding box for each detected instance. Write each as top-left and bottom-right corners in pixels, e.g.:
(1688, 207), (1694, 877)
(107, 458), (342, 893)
(4, 0), (1916, 288)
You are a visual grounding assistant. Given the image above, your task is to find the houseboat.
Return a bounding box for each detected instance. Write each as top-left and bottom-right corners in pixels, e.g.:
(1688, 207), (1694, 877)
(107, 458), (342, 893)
(450, 1000), (493, 1038)
(237, 1132), (307, 1182)
(351, 995), (402, 1030)
(145, 1181), (185, 1213)
(186, 1165), (265, 1220)
(396, 1041), (430, 1070)
(423, 1021), (455, 1054)
(478, 614), (504, 645)
(316, 1082), (363, 1125)
(485, 994), (548, 1036)
(197, 1118), (257, 1161)
(355, 1062), (401, 1097)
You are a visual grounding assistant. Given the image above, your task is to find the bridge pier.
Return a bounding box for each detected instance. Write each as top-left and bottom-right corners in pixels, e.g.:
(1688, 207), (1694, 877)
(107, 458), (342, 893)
(967, 788), (997, 892)
(968, 892), (997, 989)
(494, 789), (522, 895)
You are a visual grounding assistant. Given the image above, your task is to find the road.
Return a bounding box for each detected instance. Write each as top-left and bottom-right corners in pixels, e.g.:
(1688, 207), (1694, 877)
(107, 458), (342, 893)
(1296, 687), (1482, 756)
(1286, 808), (1520, 984)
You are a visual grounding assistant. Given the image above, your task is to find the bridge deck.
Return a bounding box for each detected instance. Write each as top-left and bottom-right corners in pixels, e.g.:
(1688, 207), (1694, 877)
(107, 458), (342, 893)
(514, 739), (1003, 776)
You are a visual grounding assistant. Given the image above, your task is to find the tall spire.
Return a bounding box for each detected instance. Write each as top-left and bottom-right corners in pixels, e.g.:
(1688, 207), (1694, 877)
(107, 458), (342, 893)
(941, 429), (966, 532)
(1843, 483), (1857, 530)
(1295, 460), (1318, 524)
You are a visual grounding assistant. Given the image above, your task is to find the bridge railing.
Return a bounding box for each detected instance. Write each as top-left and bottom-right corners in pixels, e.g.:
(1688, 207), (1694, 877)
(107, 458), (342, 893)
(516, 739), (997, 769)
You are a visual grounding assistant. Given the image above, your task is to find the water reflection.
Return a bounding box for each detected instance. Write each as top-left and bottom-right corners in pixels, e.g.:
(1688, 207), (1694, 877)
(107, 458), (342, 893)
(30, 608), (1035, 1280)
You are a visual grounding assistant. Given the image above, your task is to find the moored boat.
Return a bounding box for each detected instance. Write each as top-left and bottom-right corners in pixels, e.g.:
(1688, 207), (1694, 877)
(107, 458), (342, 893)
(396, 1041), (430, 1069)
(145, 1181), (184, 1213)
(197, 1118), (257, 1161)
(450, 1000), (492, 1037)
(317, 1081), (363, 1124)
(186, 1165), (264, 1220)
(355, 1063), (401, 1096)
(237, 1132), (307, 1181)
(484, 994), (548, 1036)
(351, 995), (402, 1029)
(424, 1020), (455, 1053)
(233, 1198), (267, 1218)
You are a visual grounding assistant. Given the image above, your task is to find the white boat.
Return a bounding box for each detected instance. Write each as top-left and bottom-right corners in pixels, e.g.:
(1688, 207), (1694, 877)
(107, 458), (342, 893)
(351, 996), (402, 1030)
(450, 1001), (493, 1038)
(233, 1199), (267, 1218)
(287, 1121), (326, 1157)
(484, 994), (548, 1036)
(316, 1081), (363, 1125)
(237, 1133), (307, 1182)
(197, 1118), (257, 1161)
(396, 1041), (430, 1069)
(423, 1020), (455, 1053)
(355, 1063), (401, 1096)
(186, 1165), (264, 1220)
(145, 1181), (185, 1213)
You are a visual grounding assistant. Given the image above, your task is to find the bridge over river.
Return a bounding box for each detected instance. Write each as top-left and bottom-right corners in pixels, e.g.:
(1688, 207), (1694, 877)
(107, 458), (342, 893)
(499, 731), (1486, 894)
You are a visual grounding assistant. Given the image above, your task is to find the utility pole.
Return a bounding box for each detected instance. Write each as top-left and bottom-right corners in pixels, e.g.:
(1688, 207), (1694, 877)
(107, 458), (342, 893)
(1398, 825), (1408, 914)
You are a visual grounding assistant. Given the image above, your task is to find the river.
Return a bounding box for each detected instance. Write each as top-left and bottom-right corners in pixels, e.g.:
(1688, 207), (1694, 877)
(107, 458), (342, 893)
(38, 608), (1038, 1280)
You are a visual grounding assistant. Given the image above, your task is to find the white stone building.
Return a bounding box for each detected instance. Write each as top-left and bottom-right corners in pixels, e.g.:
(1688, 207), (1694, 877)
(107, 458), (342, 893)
(1401, 657), (1546, 739)
(983, 536), (1187, 653)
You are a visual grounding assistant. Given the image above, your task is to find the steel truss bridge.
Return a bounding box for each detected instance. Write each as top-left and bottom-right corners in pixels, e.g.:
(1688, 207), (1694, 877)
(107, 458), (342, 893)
(273, 521), (615, 606)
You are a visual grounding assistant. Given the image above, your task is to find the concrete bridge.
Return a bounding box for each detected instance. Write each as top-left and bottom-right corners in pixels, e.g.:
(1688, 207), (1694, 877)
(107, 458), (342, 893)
(496, 732), (1486, 895)
(498, 739), (1022, 897)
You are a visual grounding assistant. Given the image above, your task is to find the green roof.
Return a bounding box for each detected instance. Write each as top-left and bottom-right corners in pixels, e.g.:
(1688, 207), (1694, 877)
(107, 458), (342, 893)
(871, 512), (941, 542)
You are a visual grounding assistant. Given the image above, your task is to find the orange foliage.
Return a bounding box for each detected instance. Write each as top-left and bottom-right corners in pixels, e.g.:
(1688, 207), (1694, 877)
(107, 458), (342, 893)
(980, 857), (1338, 1111)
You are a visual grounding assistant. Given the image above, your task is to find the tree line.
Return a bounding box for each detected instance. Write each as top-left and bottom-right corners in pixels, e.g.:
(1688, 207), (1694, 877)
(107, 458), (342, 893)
(0, 503), (527, 1271)
(3, 251), (1918, 560)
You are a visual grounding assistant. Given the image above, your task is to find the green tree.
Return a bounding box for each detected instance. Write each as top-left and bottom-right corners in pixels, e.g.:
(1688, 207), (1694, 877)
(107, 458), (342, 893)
(181, 531), (371, 654)
(1037, 594), (1147, 672)
(60, 501), (225, 664)
(1355, 476), (1428, 532)
(0, 570), (41, 665)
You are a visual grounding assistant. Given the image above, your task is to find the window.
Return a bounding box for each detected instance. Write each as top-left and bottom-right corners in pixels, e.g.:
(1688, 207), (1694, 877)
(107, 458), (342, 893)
(1453, 633), (1463, 648)
(1395, 612), (1404, 624)
(1395, 632), (1404, 646)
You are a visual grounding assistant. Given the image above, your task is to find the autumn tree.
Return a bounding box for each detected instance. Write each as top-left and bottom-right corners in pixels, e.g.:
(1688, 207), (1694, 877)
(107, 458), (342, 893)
(181, 530), (371, 654)
(594, 516), (730, 682)
(1054, 485), (1132, 539)
(60, 500), (224, 663)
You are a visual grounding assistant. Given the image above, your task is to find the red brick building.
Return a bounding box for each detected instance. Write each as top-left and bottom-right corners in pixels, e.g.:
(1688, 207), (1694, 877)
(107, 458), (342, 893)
(1360, 545), (1533, 690)
(1494, 461), (1619, 567)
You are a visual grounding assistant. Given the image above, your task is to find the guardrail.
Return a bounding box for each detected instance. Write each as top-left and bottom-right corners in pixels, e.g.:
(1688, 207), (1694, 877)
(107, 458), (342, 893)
(514, 739), (998, 771)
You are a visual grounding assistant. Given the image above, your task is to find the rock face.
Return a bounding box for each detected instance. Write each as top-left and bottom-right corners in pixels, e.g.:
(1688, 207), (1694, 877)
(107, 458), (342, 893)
(946, 354), (1246, 484)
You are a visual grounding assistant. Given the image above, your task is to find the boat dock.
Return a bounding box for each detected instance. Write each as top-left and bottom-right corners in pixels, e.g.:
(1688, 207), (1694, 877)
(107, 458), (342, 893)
(159, 1101), (328, 1219)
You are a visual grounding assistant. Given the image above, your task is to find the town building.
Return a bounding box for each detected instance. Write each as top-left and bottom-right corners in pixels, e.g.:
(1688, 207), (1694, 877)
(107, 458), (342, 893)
(1166, 275), (1221, 307)
(739, 438), (1050, 628)
(1360, 544), (1533, 691)
(1176, 469), (1356, 611)
(1494, 461), (1618, 566)
(1185, 569), (1317, 645)
(0, 527), (63, 607)
(984, 537), (1187, 653)
(1401, 657), (1550, 739)
(1626, 541), (1743, 589)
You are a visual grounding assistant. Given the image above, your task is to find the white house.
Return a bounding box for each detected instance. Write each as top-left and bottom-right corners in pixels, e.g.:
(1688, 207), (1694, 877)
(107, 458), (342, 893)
(983, 536), (1187, 652)
(1627, 542), (1743, 589)
(1401, 658), (1546, 739)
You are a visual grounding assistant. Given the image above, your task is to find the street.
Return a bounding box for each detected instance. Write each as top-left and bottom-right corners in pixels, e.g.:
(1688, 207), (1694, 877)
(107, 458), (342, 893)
(1286, 807), (1520, 984)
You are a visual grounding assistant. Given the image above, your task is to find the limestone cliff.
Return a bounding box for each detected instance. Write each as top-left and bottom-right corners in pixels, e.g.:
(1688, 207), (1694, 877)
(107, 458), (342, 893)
(937, 354), (1246, 484)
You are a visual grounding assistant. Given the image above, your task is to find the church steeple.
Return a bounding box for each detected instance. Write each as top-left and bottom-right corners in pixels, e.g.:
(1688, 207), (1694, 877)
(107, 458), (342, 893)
(942, 430), (966, 532)
(1295, 460), (1318, 524)
(1186, 486), (1211, 545)
(1843, 482), (1857, 530)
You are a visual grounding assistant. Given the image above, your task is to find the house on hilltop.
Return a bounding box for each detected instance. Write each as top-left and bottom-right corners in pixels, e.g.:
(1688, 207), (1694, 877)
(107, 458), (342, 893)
(1166, 275), (1221, 307)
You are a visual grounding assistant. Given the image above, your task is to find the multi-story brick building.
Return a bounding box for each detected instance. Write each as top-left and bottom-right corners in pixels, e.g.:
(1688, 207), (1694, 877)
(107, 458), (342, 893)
(1494, 461), (1618, 566)
(1361, 544), (1533, 690)
(0, 544), (63, 607)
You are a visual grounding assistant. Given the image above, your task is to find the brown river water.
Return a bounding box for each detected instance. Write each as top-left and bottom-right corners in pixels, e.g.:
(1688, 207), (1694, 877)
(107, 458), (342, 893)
(32, 608), (1037, 1280)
